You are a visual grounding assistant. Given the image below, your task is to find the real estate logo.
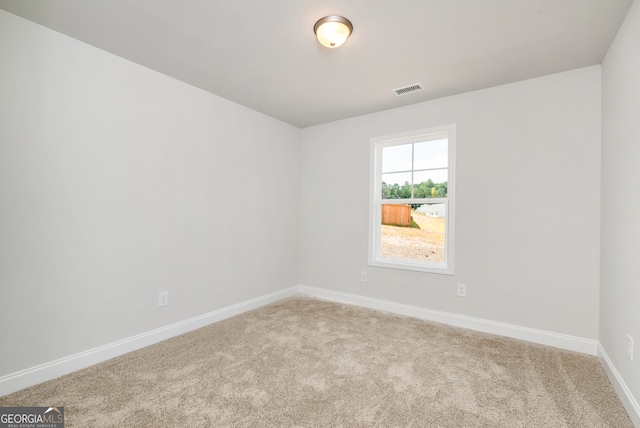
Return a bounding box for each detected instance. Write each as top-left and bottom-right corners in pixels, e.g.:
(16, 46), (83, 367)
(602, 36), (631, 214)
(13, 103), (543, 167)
(0, 407), (64, 428)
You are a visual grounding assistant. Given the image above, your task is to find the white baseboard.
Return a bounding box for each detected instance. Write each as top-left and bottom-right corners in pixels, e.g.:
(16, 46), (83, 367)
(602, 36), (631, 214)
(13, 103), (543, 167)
(0, 286), (300, 397)
(0, 284), (605, 400)
(598, 343), (640, 427)
(298, 285), (599, 355)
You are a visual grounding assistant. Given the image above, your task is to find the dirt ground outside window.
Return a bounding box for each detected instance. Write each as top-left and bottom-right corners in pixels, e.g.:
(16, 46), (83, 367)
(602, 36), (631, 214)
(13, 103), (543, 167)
(381, 210), (445, 263)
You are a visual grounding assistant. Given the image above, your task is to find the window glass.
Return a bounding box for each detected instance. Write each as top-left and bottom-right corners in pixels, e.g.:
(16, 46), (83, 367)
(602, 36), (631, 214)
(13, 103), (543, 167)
(414, 139), (448, 170)
(381, 144), (412, 173)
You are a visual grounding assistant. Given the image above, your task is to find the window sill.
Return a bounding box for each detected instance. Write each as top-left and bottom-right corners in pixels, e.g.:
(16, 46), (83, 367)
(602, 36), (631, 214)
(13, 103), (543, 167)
(368, 258), (454, 275)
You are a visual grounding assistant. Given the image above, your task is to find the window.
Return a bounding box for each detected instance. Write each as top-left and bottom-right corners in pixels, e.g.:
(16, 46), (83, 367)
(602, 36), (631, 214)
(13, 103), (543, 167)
(369, 125), (455, 274)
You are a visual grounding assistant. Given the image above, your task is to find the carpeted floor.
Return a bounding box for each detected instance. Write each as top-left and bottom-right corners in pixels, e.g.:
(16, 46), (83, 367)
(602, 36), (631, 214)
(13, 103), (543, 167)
(0, 296), (633, 427)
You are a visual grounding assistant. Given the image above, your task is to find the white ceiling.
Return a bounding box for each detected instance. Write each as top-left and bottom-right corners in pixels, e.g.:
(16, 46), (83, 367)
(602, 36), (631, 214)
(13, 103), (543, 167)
(0, 0), (633, 128)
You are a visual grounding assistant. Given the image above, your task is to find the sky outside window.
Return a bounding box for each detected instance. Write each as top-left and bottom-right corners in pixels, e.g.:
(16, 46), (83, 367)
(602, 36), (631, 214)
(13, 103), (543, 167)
(381, 139), (448, 187)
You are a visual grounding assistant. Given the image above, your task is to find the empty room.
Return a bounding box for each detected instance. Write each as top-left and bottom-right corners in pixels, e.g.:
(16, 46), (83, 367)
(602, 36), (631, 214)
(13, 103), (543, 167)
(0, 1), (639, 426)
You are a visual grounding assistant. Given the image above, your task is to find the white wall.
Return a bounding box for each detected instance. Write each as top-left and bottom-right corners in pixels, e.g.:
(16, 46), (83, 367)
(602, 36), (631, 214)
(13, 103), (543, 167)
(300, 66), (601, 340)
(0, 10), (300, 377)
(601, 0), (640, 417)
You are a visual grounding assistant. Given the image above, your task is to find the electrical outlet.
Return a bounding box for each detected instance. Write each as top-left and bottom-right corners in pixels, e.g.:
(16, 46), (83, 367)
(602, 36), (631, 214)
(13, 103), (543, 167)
(457, 284), (466, 297)
(360, 271), (367, 282)
(628, 334), (634, 361)
(158, 291), (168, 307)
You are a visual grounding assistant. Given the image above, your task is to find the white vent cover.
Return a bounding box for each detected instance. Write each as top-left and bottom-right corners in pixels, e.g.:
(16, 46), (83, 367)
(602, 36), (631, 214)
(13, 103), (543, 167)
(392, 83), (425, 97)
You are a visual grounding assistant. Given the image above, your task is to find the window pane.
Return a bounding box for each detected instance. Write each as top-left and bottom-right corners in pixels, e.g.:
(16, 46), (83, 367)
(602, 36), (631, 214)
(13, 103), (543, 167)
(381, 172), (412, 199)
(414, 139), (448, 170)
(382, 143), (412, 173)
(380, 203), (446, 263)
(413, 169), (447, 198)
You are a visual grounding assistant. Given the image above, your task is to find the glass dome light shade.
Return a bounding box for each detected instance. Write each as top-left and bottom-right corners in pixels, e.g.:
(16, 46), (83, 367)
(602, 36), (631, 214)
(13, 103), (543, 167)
(314, 16), (353, 48)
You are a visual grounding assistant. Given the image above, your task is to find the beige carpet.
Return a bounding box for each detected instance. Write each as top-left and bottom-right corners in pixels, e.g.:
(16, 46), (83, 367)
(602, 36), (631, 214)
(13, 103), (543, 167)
(0, 296), (633, 427)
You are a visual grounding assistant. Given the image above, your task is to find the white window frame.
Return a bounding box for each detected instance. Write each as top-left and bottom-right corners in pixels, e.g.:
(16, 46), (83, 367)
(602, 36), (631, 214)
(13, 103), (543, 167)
(368, 124), (456, 275)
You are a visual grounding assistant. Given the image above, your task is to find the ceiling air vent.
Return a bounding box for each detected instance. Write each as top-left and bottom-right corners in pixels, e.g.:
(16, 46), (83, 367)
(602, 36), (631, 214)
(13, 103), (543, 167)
(392, 83), (425, 97)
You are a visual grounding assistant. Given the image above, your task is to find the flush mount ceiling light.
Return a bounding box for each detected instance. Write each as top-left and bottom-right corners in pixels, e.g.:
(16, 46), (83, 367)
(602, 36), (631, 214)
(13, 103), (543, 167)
(313, 15), (353, 48)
